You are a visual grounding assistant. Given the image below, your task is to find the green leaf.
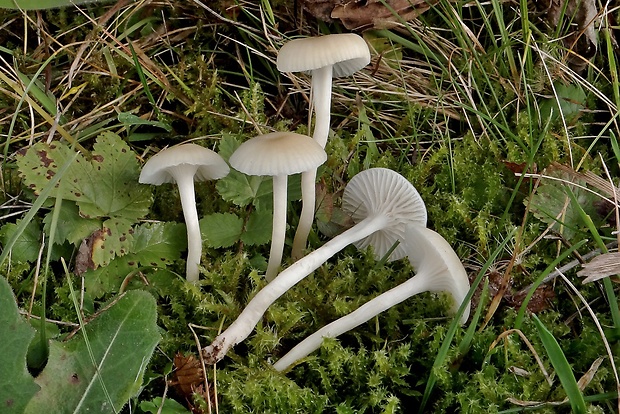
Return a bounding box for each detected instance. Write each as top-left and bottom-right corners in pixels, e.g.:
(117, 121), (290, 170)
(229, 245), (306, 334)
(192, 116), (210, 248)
(79, 132), (153, 219)
(140, 397), (190, 414)
(27, 319), (61, 370)
(200, 212), (243, 248)
(526, 169), (598, 241)
(532, 315), (587, 414)
(83, 258), (138, 298)
(117, 112), (172, 132)
(218, 133), (241, 161)
(83, 222), (186, 297)
(419, 228), (517, 413)
(16, 132), (152, 222)
(126, 222), (187, 267)
(43, 202), (100, 246)
(0, 276), (40, 413)
(539, 81), (586, 124)
(0, 219), (42, 263)
(0, 150), (80, 269)
(90, 218), (135, 267)
(24, 290), (161, 413)
(241, 209), (272, 246)
(216, 170), (270, 207)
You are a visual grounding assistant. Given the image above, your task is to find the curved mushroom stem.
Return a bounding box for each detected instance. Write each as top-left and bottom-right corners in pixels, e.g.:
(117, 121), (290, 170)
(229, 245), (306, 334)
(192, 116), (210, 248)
(202, 213), (389, 364)
(265, 175), (288, 282)
(291, 169), (317, 260)
(291, 65), (333, 259)
(272, 272), (438, 371)
(174, 173), (201, 283)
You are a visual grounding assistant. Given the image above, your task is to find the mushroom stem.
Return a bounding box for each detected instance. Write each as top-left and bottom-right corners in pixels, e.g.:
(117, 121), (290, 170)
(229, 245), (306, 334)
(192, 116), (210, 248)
(291, 65), (333, 259)
(266, 175), (288, 282)
(273, 272), (444, 371)
(174, 172), (201, 283)
(311, 65), (333, 148)
(202, 213), (389, 364)
(291, 169), (317, 260)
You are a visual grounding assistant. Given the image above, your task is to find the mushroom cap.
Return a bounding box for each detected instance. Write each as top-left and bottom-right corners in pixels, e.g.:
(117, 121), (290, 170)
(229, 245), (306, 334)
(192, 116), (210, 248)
(342, 168), (427, 261)
(229, 131), (327, 177)
(277, 33), (370, 78)
(405, 224), (471, 324)
(139, 143), (229, 185)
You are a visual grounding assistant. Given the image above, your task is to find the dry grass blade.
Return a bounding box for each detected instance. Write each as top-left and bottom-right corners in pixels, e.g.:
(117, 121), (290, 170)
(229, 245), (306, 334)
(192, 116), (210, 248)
(506, 353), (604, 408)
(577, 251), (620, 283)
(488, 328), (553, 386)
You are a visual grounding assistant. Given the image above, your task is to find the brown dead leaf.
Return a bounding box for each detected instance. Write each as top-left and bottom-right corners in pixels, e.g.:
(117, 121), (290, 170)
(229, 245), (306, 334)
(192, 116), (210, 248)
(332, 0), (429, 30)
(300, 0), (432, 30)
(577, 252), (620, 283)
(536, 0), (598, 71)
(508, 284), (556, 314)
(74, 234), (98, 276)
(299, 0), (336, 22)
(169, 353), (204, 398)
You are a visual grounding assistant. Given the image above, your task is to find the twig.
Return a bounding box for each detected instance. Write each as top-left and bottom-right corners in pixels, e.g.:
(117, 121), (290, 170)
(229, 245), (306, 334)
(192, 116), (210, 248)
(18, 310), (79, 328)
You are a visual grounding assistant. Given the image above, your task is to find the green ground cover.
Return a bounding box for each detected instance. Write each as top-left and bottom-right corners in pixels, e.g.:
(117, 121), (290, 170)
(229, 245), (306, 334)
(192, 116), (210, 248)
(0, 1), (618, 412)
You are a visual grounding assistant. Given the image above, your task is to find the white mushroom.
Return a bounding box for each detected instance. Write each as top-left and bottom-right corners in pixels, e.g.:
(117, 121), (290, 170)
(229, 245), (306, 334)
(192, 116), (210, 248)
(229, 131), (327, 281)
(273, 224), (471, 371)
(277, 33), (371, 260)
(202, 168), (427, 364)
(139, 143), (229, 283)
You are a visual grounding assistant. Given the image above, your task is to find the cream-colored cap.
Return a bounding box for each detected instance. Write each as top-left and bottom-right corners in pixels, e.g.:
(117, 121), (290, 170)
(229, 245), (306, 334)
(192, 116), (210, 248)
(405, 225), (471, 324)
(277, 33), (370, 77)
(229, 131), (327, 177)
(139, 143), (229, 185)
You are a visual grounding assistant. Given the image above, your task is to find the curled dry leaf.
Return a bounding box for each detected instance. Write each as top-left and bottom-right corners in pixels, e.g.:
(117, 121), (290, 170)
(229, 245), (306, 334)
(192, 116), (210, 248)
(577, 252), (620, 283)
(300, 0), (433, 30)
(331, 0), (429, 30)
(169, 353), (204, 398)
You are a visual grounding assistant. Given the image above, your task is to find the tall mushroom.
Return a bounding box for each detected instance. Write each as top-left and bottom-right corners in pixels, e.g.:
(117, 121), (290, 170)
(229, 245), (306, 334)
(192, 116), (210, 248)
(277, 33), (371, 259)
(202, 168), (427, 364)
(272, 224), (471, 371)
(229, 131), (327, 281)
(139, 143), (229, 283)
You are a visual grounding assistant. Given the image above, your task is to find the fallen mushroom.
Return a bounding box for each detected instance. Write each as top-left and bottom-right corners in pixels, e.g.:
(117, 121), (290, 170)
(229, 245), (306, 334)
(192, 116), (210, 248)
(229, 131), (327, 281)
(277, 33), (371, 260)
(139, 143), (229, 283)
(202, 168), (427, 364)
(272, 224), (471, 371)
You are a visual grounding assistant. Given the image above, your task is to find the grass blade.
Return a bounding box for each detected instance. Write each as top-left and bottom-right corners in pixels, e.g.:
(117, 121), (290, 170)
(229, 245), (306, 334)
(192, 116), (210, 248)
(532, 315), (587, 414)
